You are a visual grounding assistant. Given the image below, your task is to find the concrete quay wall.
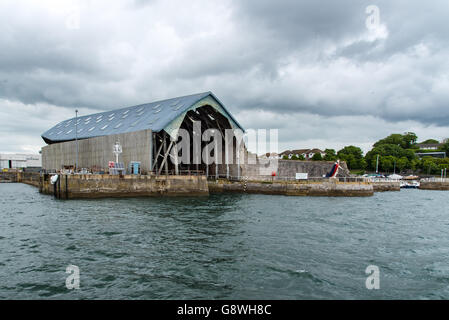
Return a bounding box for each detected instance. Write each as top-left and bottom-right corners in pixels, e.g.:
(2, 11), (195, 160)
(40, 174), (209, 199)
(208, 179), (374, 197)
(0, 172), (40, 187)
(420, 180), (449, 190)
(372, 181), (401, 192)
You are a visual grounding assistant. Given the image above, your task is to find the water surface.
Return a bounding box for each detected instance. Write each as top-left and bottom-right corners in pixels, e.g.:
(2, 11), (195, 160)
(1, 183), (448, 299)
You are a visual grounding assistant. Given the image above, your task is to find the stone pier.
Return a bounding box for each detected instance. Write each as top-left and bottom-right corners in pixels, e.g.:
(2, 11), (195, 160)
(40, 174), (209, 199)
(208, 179), (374, 197)
(371, 181), (401, 192)
(420, 179), (449, 190)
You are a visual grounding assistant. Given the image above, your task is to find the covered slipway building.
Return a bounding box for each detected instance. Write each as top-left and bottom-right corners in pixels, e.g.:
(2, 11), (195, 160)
(41, 92), (246, 177)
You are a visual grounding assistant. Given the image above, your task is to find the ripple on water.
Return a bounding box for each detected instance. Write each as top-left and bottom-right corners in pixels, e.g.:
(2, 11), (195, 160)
(1, 184), (449, 299)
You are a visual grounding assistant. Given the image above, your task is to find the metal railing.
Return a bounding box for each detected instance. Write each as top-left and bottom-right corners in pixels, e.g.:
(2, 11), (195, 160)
(368, 178), (402, 183)
(153, 170), (205, 176)
(41, 168), (206, 177)
(421, 177), (449, 183)
(207, 175), (370, 183)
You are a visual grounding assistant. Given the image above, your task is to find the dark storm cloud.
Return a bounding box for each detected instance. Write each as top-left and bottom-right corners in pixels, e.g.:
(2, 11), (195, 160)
(0, 0), (448, 153)
(234, 0), (366, 42)
(223, 0), (449, 125)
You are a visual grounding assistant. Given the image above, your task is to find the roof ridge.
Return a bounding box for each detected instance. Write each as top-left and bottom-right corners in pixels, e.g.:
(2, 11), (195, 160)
(66, 92), (212, 121)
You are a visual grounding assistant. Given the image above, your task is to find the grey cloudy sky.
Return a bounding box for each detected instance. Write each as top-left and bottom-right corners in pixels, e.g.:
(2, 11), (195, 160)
(1, 0), (448, 154)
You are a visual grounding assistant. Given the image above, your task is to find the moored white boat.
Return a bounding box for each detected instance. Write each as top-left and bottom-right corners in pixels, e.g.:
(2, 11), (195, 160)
(400, 180), (420, 189)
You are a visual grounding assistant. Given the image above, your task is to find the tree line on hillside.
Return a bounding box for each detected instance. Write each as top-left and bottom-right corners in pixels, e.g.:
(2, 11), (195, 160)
(284, 132), (449, 175)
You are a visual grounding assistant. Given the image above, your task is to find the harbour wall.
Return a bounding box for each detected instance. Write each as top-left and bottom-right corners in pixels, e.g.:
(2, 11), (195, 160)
(1, 172), (407, 198)
(0, 172), (40, 187)
(0, 171), (18, 183)
(39, 174), (209, 199)
(420, 180), (449, 190)
(208, 179), (374, 197)
(371, 181), (401, 192)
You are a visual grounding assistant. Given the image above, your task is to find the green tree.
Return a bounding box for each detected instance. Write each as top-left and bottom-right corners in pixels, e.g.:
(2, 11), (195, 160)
(380, 155), (396, 172)
(323, 149), (337, 161)
(365, 132), (418, 171)
(283, 154), (305, 160)
(403, 132), (418, 148)
(396, 157), (409, 172)
(420, 139), (439, 144)
(373, 132), (418, 149)
(337, 146), (365, 169)
(421, 157), (439, 175)
(409, 159), (418, 171)
(359, 158), (367, 170)
(441, 140), (449, 156)
(374, 134), (406, 148)
(418, 157), (449, 175)
(311, 152), (323, 161)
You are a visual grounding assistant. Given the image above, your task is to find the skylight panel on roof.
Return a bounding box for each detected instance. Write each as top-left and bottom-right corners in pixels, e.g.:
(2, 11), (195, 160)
(173, 104), (184, 111)
(148, 117), (159, 125)
(66, 129), (73, 134)
(152, 104), (161, 110)
(137, 107), (145, 113)
(88, 127), (95, 132)
(101, 125), (108, 130)
(130, 119), (140, 127)
(122, 114), (129, 119)
(114, 123), (122, 129)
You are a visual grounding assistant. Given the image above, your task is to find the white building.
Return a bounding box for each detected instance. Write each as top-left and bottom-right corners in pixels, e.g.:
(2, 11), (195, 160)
(0, 154), (42, 170)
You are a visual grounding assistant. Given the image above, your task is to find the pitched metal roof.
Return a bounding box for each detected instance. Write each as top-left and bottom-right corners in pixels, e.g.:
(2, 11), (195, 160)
(41, 91), (243, 144)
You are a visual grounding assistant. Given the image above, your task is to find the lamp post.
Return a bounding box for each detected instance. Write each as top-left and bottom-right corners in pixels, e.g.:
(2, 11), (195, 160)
(375, 154), (379, 174)
(75, 109), (79, 172)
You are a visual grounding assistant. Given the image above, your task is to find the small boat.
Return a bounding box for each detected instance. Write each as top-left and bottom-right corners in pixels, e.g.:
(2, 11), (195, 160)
(400, 181), (420, 189)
